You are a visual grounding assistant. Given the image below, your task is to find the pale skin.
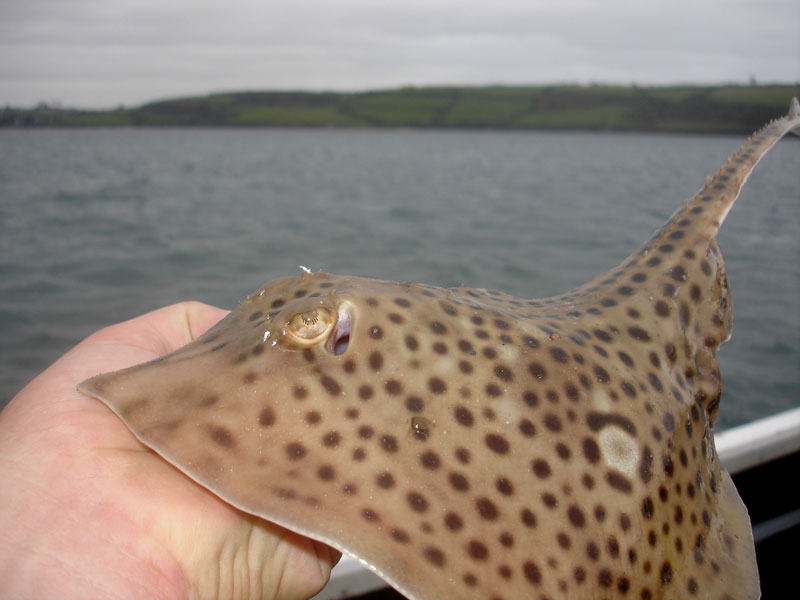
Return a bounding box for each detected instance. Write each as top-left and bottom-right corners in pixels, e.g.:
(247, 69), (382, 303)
(0, 301), (340, 600)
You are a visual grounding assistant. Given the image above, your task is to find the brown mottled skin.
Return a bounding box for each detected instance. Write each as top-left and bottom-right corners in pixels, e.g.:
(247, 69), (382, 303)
(80, 100), (799, 600)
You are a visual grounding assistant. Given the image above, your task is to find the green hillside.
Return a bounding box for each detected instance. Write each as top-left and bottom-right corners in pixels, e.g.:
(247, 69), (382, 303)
(3, 84), (798, 134)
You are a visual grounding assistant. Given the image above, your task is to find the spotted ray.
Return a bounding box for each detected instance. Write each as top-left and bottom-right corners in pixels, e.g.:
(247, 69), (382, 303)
(80, 100), (799, 600)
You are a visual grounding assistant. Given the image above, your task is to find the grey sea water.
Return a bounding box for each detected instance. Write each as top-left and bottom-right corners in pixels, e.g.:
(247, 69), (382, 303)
(0, 127), (797, 428)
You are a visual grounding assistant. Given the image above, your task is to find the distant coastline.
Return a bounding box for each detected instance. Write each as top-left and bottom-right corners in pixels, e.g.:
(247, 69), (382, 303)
(3, 83), (798, 134)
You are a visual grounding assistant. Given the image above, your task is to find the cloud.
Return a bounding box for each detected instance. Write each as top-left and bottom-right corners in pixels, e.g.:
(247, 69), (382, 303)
(1, 0), (797, 108)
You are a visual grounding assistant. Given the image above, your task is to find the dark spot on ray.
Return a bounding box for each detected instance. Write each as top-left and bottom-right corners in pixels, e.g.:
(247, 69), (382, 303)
(628, 326), (651, 342)
(208, 425), (236, 449)
(380, 435), (398, 453)
(405, 395), (424, 413)
(647, 255), (662, 267)
(495, 477), (514, 496)
(430, 321), (447, 335)
(494, 364), (513, 381)
(377, 471), (395, 488)
(494, 319), (510, 330)
(322, 431), (341, 447)
(394, 297), (411, 308)
(388, 313), (404, 324)
(670, 265), (687, 281)
(385, 379), (402, 395)
(587, 411), (636, 434)
(455, 406), (474, 427)
(655, 300), (670, 317)
(486, 433), (510, 454)
(598, 569), (613, 588)
(523, 335), (539, 348)
(449, 471), (470, 491)
(568, 505), (585, 528)
(660, 561), (673, 584)
(457, 340), (474, 354)
(592, 505), (606, 522)
(544, 413), (562, 432)
(320, 375), (341, 396)
(370, 325), (384, 339)
(420, 450), (440, 469)
(285, 442), (306, 460)
(304, 410), (321, 425)
(440, 301), (457, 316)
(407, 491), (429, 512)
(532, 459), (551, 479)
(593, 365), (611, 383)
(586, 541), (600, 561)
(424, 546), (446, 567)
(617, 351), (634, 367)
(593, 329), (612, 343)
(358, 384), (373, 400)
(405, 335), (419, 351)
(521, 508), (537, 527)
(293, 385), (307, 400)
(519, 419), (536, 437)
(428, 377), (447, 394)
(529, 362), (547, 380)
(445, 512), (463, 531)
(549, 346), (569, 363)
(368, 351), (383, 371)
(486, 383), (502, 396)
(467, 540), (489, 560)
(455, 447), (470, 464)
(606, 470), (633, 493)
(582, 438), (600, 462)
(476, 497), (499, 520)
(318, 464), (336, 481)
(523, 561), (542, 586)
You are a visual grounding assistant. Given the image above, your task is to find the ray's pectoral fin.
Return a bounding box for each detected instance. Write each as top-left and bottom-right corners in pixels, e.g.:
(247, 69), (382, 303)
(707, 470), (761, 598)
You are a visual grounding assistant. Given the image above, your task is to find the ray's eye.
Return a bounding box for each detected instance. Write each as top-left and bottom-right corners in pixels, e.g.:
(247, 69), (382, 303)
(283, 303), (352, 354)
(286, 307), (335, 341)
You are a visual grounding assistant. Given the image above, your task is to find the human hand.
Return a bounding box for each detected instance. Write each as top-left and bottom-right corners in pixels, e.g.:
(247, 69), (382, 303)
(0, 301), (340, 600)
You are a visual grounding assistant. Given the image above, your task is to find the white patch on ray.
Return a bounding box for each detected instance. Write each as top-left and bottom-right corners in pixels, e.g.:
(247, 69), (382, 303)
(598, 428), (639, 476)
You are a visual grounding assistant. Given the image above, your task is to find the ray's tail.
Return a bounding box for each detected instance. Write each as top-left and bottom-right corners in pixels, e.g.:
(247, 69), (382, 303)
(659, 97), (800, 244)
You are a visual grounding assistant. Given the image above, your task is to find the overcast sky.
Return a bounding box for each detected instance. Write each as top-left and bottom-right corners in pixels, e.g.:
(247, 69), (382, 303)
(2, 0), (798, 109)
